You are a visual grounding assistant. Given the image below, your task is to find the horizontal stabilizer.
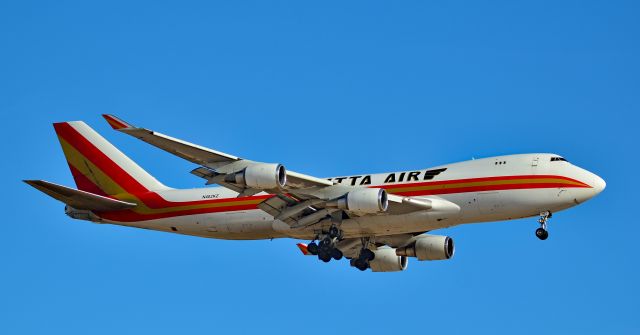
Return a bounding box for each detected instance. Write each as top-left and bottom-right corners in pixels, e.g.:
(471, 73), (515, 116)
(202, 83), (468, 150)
(24, 180), (137, 211)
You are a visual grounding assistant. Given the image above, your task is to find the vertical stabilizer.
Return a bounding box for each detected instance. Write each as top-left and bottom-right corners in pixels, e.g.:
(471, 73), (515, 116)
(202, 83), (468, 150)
(53, 121), (169, 196)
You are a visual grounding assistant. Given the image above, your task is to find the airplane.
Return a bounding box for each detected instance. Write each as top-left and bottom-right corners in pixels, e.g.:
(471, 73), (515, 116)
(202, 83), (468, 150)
(24, 115), (606, 272)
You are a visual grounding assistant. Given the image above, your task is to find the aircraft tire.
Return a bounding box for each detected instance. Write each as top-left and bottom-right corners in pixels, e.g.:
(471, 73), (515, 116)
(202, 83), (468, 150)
(307, 242), (318, 255)
(536, 228), (549, 240)
(319, 252), (332, 263)
(331, 248), (343, 261)
(361, 249), (375, 261)
(354, 259), (368, 271)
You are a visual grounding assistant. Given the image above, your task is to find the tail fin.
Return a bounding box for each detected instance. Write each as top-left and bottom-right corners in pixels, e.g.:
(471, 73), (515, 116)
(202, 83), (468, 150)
(53, 121), (169, 196)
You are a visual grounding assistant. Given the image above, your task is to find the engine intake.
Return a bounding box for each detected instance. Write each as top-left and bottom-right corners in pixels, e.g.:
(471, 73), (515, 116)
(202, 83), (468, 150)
(326, 188), (388, 214)
(227, 163), (287, 190)
(368, 248), (409, 272)
(396, 235), (455, 261)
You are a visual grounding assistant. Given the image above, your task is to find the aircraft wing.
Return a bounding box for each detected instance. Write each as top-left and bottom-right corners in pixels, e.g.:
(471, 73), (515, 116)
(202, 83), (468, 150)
(24, 180), (137, 211)
(103, 114), (333, 193)
(102, 115), (458, 226)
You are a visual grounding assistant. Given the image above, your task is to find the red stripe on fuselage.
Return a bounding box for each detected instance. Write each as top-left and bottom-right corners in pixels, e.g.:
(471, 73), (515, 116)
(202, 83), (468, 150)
(54, 122), (592, 222)
(98, 176), (590, 222)
(380, 174), (589, 190)
(391, 182), (586, 197)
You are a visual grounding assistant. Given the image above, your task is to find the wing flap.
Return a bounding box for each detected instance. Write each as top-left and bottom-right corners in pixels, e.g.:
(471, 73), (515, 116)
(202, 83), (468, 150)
(24, 180), (137, 211)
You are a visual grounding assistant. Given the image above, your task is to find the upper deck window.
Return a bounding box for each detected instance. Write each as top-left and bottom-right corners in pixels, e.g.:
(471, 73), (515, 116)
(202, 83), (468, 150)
(551, 157), (568, 162)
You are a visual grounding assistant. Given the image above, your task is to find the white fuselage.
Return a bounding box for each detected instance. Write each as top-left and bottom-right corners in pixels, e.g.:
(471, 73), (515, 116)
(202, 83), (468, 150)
(90, 153), (605, 240)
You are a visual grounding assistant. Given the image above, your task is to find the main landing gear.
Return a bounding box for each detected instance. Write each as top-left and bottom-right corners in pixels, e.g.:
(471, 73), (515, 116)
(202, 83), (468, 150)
(305, 224), (376, 272)
(351, 247), (375, 271)
(306, 224), (343, 263)
(536, 211), (552, 240)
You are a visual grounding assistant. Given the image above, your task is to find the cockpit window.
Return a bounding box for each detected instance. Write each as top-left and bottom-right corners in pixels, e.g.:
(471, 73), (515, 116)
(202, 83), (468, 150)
(551, 157), (568, 162)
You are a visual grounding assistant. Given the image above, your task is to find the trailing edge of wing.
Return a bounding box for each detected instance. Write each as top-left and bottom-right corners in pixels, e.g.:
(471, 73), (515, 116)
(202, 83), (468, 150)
(24, 180), (137, 211)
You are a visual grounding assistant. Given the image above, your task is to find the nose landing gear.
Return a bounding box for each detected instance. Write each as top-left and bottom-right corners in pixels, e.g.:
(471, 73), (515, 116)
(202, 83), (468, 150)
(536, 211), (552, 240)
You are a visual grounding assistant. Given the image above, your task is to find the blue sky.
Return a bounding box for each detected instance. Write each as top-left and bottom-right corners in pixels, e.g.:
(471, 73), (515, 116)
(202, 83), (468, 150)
(1, 1), (638, 334)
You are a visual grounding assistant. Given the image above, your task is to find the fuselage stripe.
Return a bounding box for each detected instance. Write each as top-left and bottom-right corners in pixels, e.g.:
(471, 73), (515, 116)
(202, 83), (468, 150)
(54, 122), (592, 222)
(97, 175), (590, 222)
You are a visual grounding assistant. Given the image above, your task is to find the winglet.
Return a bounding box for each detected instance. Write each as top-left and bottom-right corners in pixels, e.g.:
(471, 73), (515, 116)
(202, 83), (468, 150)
(296, 243), (311, 255)
(102, 114), (134, 130)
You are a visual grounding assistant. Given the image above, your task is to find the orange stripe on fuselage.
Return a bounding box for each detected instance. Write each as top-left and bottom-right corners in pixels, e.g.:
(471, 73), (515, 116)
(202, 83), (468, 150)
(97, 175), (590, 222)
(381, 175), (589, 196)
(54, 122), (592, 222)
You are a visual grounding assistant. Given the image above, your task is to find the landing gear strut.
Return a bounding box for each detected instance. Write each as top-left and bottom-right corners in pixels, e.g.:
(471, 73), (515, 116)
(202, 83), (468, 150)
(329, 225), (342, 239)
(350, 237), (376, 271)
(536, 211), (551, 240)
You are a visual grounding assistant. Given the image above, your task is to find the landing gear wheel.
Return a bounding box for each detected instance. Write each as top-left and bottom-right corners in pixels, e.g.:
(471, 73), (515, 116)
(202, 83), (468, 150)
(535, 228), (549, 240)
(318, 238), (333, 255)
(318, 252), (332, 263)
(535, 211), (551, 240)
(354, 258), (368, 271)
(307, 242), (318, 255)
(360, 249), (375, 261)
(330, 248), (343, 261)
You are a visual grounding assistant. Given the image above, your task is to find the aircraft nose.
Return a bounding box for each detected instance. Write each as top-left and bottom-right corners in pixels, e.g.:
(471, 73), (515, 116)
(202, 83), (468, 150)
(591, 174), (606, 195)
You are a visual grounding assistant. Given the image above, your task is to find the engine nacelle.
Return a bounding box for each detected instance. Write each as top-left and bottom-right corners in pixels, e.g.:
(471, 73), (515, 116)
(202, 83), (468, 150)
(227, 163), (287, 190)
(396, 235), (455, 261)
(368, 248), (409, 272)
(327, 188), (388, 214)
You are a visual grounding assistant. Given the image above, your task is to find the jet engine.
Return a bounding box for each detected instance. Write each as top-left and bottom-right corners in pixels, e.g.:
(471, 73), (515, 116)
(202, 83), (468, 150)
(368, 248), (409, 272)
(396, 235), (455, 261)
(226, 163), (287, 190)
(326, 188), (388, 214)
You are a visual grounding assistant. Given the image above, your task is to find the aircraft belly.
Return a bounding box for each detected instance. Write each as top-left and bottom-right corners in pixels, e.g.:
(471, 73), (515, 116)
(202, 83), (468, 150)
(440, 188), (581, 223)
(201, 211), (283, 239)
(106, 211), (285, 240)
(340, 210), (460, 237)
